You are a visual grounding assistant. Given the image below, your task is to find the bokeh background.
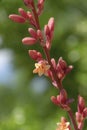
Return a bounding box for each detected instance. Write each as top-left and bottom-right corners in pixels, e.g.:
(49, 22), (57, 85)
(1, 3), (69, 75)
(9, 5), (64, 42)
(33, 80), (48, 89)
(0, 0), (87, 130)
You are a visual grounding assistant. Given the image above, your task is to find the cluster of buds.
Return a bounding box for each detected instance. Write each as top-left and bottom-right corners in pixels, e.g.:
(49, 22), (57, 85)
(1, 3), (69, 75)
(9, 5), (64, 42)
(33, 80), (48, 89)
(57, 57), (73, 80)
(56, 117), (71, 130)
(47, 57), (73, 88)
(44, 17), (54, 49)
(75, 96), (87, 130)
(9, 0), (45, 28)
(9, 0), (54, 49)
(22, 16), (54, 48)
(9, 7), (36, 26)
(51, 89), (74, 111)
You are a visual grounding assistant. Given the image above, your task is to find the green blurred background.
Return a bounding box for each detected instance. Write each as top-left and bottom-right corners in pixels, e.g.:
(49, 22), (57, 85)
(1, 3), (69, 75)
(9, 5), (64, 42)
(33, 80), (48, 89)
(0, 0), (87, 130)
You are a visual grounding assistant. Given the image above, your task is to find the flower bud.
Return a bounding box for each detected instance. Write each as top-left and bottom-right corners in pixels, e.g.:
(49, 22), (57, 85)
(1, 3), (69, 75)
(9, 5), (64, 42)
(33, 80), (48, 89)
(52, 81), (58, 88)
(78, 96), (85, 113)
(65, 65), (73, 74)
(83, 107), (87, 118)
(37, 30), (43, 39)
(48, 17), (54, 32)
(18, 8), (29, 19)
(44, 25), (50, 36)
(9, 14), (26, 23)
(28, 28), (37, 39)
(51, 96), (59, 105)
(57, 65), (64, 79)
(57, 57), (73, 80)
(27, 12), (36, 27)
(58, 57), (67, 70)
(22, 37), (37, 45)
(76, 112), (83, 123)
(47, 17), (54, 41)
(37, 0), (45, 15)
(29, 50), (42, 61)
(23, 0), (33, 8)
(60, 89), (67, 104)
(51, 58), (56, 69)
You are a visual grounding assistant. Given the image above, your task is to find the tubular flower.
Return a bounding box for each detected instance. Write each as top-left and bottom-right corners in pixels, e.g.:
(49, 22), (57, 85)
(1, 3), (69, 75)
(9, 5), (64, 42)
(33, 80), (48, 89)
(56, 117), (71, 130)
(33, 60), (50, 76)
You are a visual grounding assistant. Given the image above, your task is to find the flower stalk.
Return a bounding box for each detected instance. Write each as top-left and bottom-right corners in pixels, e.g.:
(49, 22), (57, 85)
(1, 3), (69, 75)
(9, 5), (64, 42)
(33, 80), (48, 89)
(9, 0), (87, 130)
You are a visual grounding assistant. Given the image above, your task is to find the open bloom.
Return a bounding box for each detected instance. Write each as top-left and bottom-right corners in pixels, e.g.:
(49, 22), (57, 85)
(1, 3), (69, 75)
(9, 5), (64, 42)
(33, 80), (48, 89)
(56, 117), (71, 130)
(33, 60), (50, 76)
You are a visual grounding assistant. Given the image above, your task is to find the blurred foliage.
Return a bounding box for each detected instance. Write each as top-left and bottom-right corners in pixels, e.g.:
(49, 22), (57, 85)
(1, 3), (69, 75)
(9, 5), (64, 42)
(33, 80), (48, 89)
(0, 0), (87, 130)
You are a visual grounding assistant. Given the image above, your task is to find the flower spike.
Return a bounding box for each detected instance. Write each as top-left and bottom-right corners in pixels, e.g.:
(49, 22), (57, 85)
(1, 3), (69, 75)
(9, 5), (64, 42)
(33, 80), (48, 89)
(9, 0), (87, 130)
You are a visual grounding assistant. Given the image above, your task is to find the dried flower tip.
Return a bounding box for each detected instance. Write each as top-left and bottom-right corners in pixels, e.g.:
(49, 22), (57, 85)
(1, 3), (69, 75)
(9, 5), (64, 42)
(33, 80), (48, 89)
(22, 37), (37, 45)
(29, 50), (42, 61)
(18, 8), (29, 19)
(28, 28), (37, 39)
(33, 60), (50, 76)
(9, 14), (26, 23)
